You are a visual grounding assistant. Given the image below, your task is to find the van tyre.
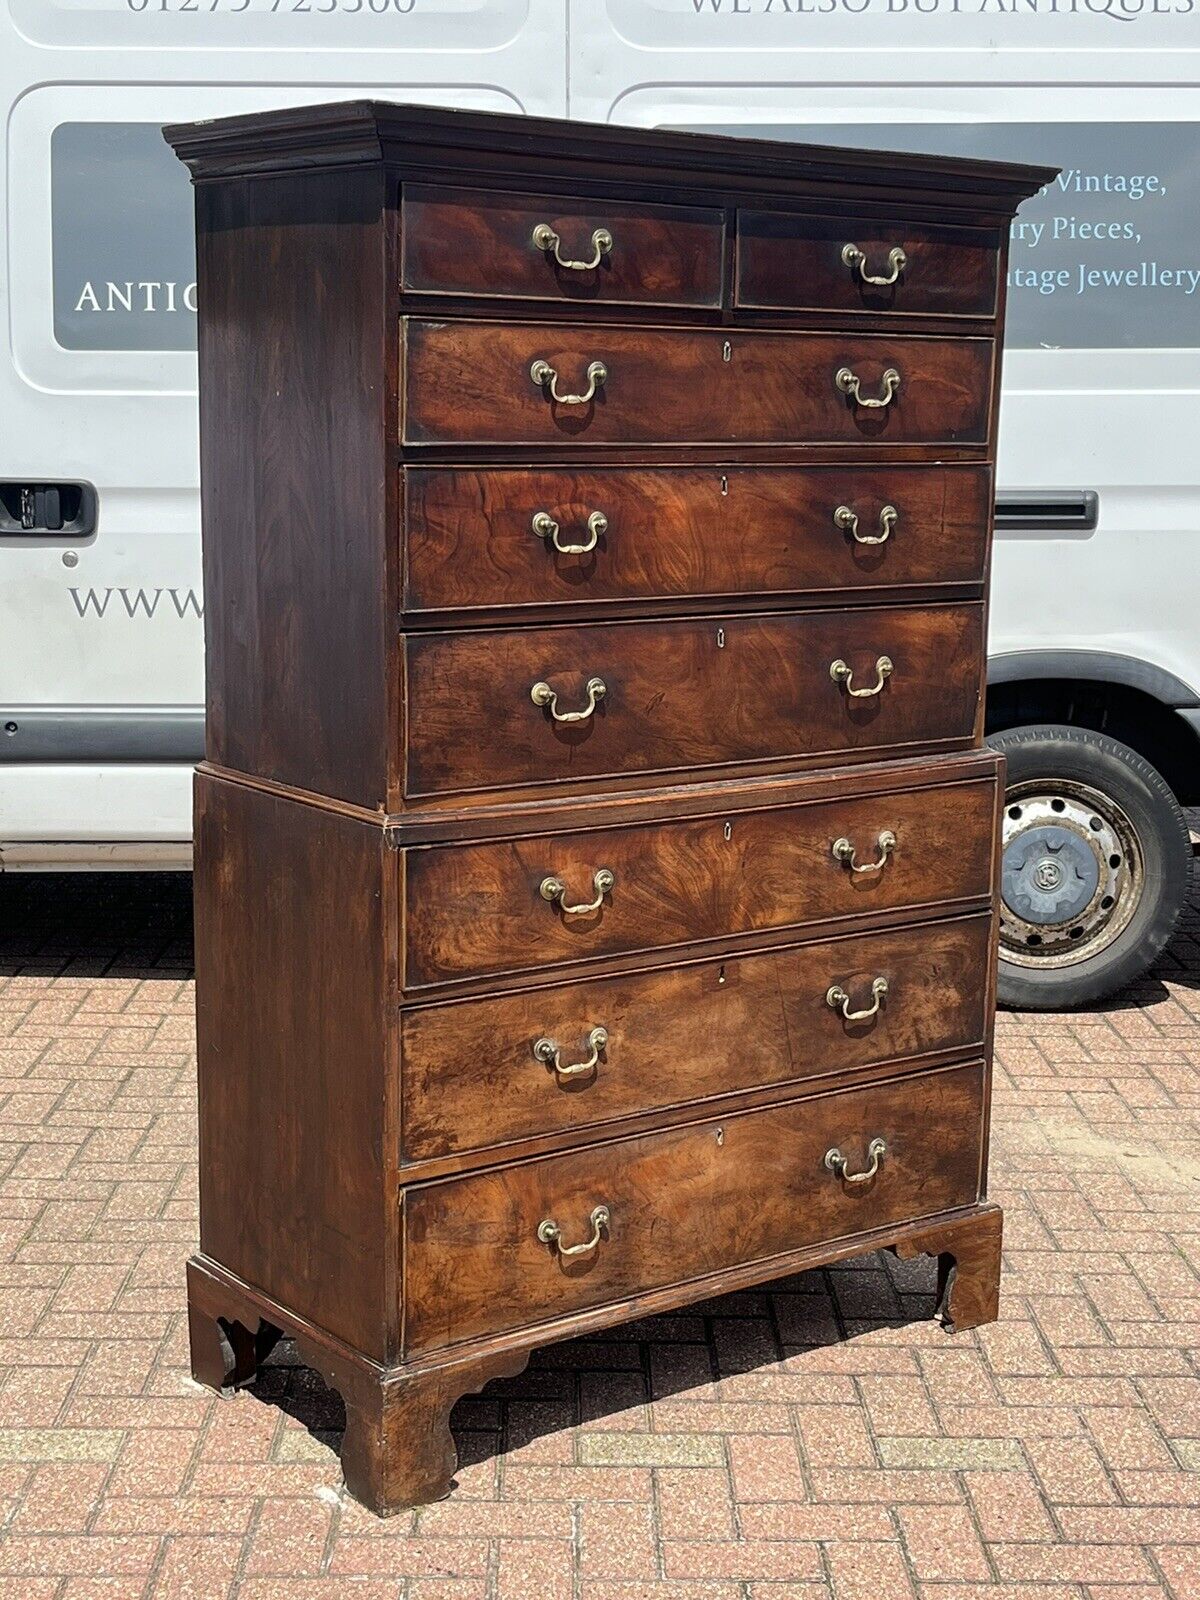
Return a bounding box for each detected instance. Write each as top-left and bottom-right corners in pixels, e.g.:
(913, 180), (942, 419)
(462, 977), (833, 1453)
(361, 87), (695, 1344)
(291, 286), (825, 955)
(987, 724), (1192, 1011)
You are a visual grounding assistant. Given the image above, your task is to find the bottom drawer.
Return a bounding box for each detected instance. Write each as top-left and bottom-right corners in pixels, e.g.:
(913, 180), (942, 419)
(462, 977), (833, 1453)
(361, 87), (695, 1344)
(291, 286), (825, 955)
(403, 1061), (984, 1355)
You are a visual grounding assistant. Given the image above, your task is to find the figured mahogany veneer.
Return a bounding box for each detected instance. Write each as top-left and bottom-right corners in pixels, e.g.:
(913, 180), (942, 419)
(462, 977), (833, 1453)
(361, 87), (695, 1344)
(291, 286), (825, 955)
(736, 210), (1001, 318)
(405, 1061), (985, 1355)
(404, 772), (997, 988)
(404, 321), (994, 446)
(168, 100), (1053, 1516)
(402, 186), (724, 307)
(404, 463), (993, 619)
(405, 602), (984, 797)
(401, 913), (992, 1162)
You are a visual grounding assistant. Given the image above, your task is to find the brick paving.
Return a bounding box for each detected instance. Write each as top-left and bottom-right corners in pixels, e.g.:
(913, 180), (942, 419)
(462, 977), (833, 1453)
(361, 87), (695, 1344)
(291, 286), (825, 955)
(1, 866), (1199, 1599)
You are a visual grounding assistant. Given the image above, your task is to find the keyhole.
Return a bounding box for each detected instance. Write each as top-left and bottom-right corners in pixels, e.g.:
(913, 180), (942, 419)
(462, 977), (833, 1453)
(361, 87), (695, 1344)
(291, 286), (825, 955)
(715, 1126), (725, 1147)
(720, 474), (729, 496)
(723, 821), (732, 841)
(717, 628), (725, 649)
(717, 964), (726, 985)
(723, 340), (732, 362)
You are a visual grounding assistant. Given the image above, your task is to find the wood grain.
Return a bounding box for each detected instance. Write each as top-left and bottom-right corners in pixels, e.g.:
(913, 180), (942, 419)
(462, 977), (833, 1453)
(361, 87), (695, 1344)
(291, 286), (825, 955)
(195, 165), (396, 809)
(404, 1061), (984, 1354)
(404, 464), (992, 617)
(403, 773), (995, 988)
(401, 914), (991, 1161)
(736, 210), (1000, 317)
(402, 185), (723, 307)
(894, 1203), (1003, 1333)
(403, 322), (994, 447)
(404, 603), (983, 796)
(193, 772), (396, 1361)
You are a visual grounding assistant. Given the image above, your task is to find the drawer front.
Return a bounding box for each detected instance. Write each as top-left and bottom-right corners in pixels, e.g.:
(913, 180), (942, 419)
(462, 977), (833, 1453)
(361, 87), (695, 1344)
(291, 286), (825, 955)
(405, 603), (982, 797)
(404, 1061), (984, 1353)
(404, 464), (992, 616)
(404, 772), (996, 987)
(401, 186), (724, 308)
(403, 322), (993, 447)
(736, 212), (1000, 318)
(402, 914), (991, 1161)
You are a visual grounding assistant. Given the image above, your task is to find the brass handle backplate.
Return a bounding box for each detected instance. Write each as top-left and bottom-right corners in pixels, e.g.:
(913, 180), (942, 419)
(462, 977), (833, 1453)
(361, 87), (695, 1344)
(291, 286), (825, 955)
(533, 223), (613, 272)
(531, 358), (607, 406)
(826, 977), (889, 1023)
(532, 509), (608, 555)
(825, 1137), (887, 1185)
(835, 366), (901, 409)
(538, 1204), (610, 1259)
(841, 242), (907, 287)
(834, 504), (897, 546)
(830, 655), (893, 698)
(534, 1026), (608, 1081)
(831, 830), (896, 875)
(531, 676), (607, 724)
(540, 867), (615, 916)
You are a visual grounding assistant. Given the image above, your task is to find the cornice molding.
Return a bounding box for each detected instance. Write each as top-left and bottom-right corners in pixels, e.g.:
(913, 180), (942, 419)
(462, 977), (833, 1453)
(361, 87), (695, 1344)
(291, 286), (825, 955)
(164, 100), (1054, 223)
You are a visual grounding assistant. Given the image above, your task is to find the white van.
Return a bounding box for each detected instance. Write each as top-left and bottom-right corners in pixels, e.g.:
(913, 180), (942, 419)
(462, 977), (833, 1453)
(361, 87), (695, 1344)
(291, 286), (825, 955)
(2, 0), (1196, 1009)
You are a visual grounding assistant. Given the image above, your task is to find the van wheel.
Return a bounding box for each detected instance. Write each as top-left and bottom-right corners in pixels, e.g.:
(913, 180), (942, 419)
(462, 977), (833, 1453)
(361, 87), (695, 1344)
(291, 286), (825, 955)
(988, 724), (1191, 1011)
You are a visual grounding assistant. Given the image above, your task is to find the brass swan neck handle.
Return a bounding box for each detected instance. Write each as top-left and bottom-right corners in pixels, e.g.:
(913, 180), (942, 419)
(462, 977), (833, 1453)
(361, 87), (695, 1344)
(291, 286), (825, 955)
(534, 1026), (608, 1081)
(825, 1138), (887, 1185)
(533, 223), (613, 273)
(530, 358), (607, 407)
(826, 977), (889, 1023)
(835, 366), (901, 409)
(830, 656), (893, 698)
(834, 504), (897, 546)
(531, 676), (607, 724)
(539, 868), (615, 916)
(831, 830), (897, 875)
(537, 1205), (610, 1259)
(841, 242), (907, 287)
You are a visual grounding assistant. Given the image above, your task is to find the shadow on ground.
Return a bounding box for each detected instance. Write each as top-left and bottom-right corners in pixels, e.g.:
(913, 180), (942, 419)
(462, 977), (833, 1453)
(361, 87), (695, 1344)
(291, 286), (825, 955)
(0, 871), (194, 978)
(232, 1252), (943, 1484)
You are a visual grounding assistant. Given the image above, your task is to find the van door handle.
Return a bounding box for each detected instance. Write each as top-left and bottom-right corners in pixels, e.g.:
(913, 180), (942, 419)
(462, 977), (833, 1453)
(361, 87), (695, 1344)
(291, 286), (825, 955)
(0, 482), (97, 538)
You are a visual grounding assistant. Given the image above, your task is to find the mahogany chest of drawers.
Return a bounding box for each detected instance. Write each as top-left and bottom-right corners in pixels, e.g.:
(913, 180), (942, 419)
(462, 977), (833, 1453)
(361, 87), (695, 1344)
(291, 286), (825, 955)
(167, 102), (1053, 1515)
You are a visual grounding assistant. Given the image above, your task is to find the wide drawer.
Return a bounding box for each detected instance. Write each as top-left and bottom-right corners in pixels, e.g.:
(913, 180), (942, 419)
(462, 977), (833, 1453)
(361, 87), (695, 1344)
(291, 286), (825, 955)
(736, 211), (1000, 318)
(403, 769), (996, 987)
(401, 186), (724, 308)
(402, 913), (992, 1161)
(403, 1061), (984, 1354)
(403, 322), (993, 447)
(404, 464), (992, 617)
(405, 602), (982, 797)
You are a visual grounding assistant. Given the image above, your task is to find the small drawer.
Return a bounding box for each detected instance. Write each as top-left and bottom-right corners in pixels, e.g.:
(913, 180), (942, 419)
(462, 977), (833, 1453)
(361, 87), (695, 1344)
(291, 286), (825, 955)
(402, 321), (993, 447)
(401, 913), (992, 1161)
(736, 211), (1001, 318)
(404, 602), (983, 797)
(403, 767), (997, 988)
(404, 464), (992, 617)
(403, 1061), (984, 1354)
(401, 185), (724, 308)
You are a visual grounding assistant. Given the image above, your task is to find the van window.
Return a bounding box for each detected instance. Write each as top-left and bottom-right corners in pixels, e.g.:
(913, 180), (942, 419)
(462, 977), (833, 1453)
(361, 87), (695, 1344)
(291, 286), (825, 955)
(52, 121), (196, 351)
